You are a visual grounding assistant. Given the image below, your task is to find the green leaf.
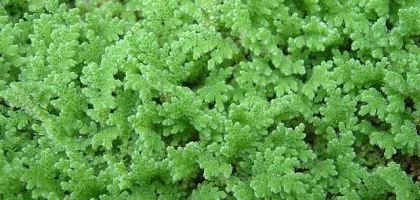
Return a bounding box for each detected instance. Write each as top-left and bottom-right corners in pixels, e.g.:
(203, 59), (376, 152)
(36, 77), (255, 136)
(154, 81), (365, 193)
(359, 88), (388, 120)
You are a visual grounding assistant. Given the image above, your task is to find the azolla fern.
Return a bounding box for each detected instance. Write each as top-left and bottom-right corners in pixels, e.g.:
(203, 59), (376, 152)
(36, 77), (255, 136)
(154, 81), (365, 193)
(0, 0), (419, 199)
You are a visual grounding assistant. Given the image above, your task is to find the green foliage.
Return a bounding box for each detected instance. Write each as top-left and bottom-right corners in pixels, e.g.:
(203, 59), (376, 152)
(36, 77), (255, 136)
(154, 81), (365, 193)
(1, 0), (420, 199)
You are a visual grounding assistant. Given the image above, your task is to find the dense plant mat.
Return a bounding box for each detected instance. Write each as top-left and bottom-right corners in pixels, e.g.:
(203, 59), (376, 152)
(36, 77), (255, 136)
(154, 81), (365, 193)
(1, 0), (419, 199)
